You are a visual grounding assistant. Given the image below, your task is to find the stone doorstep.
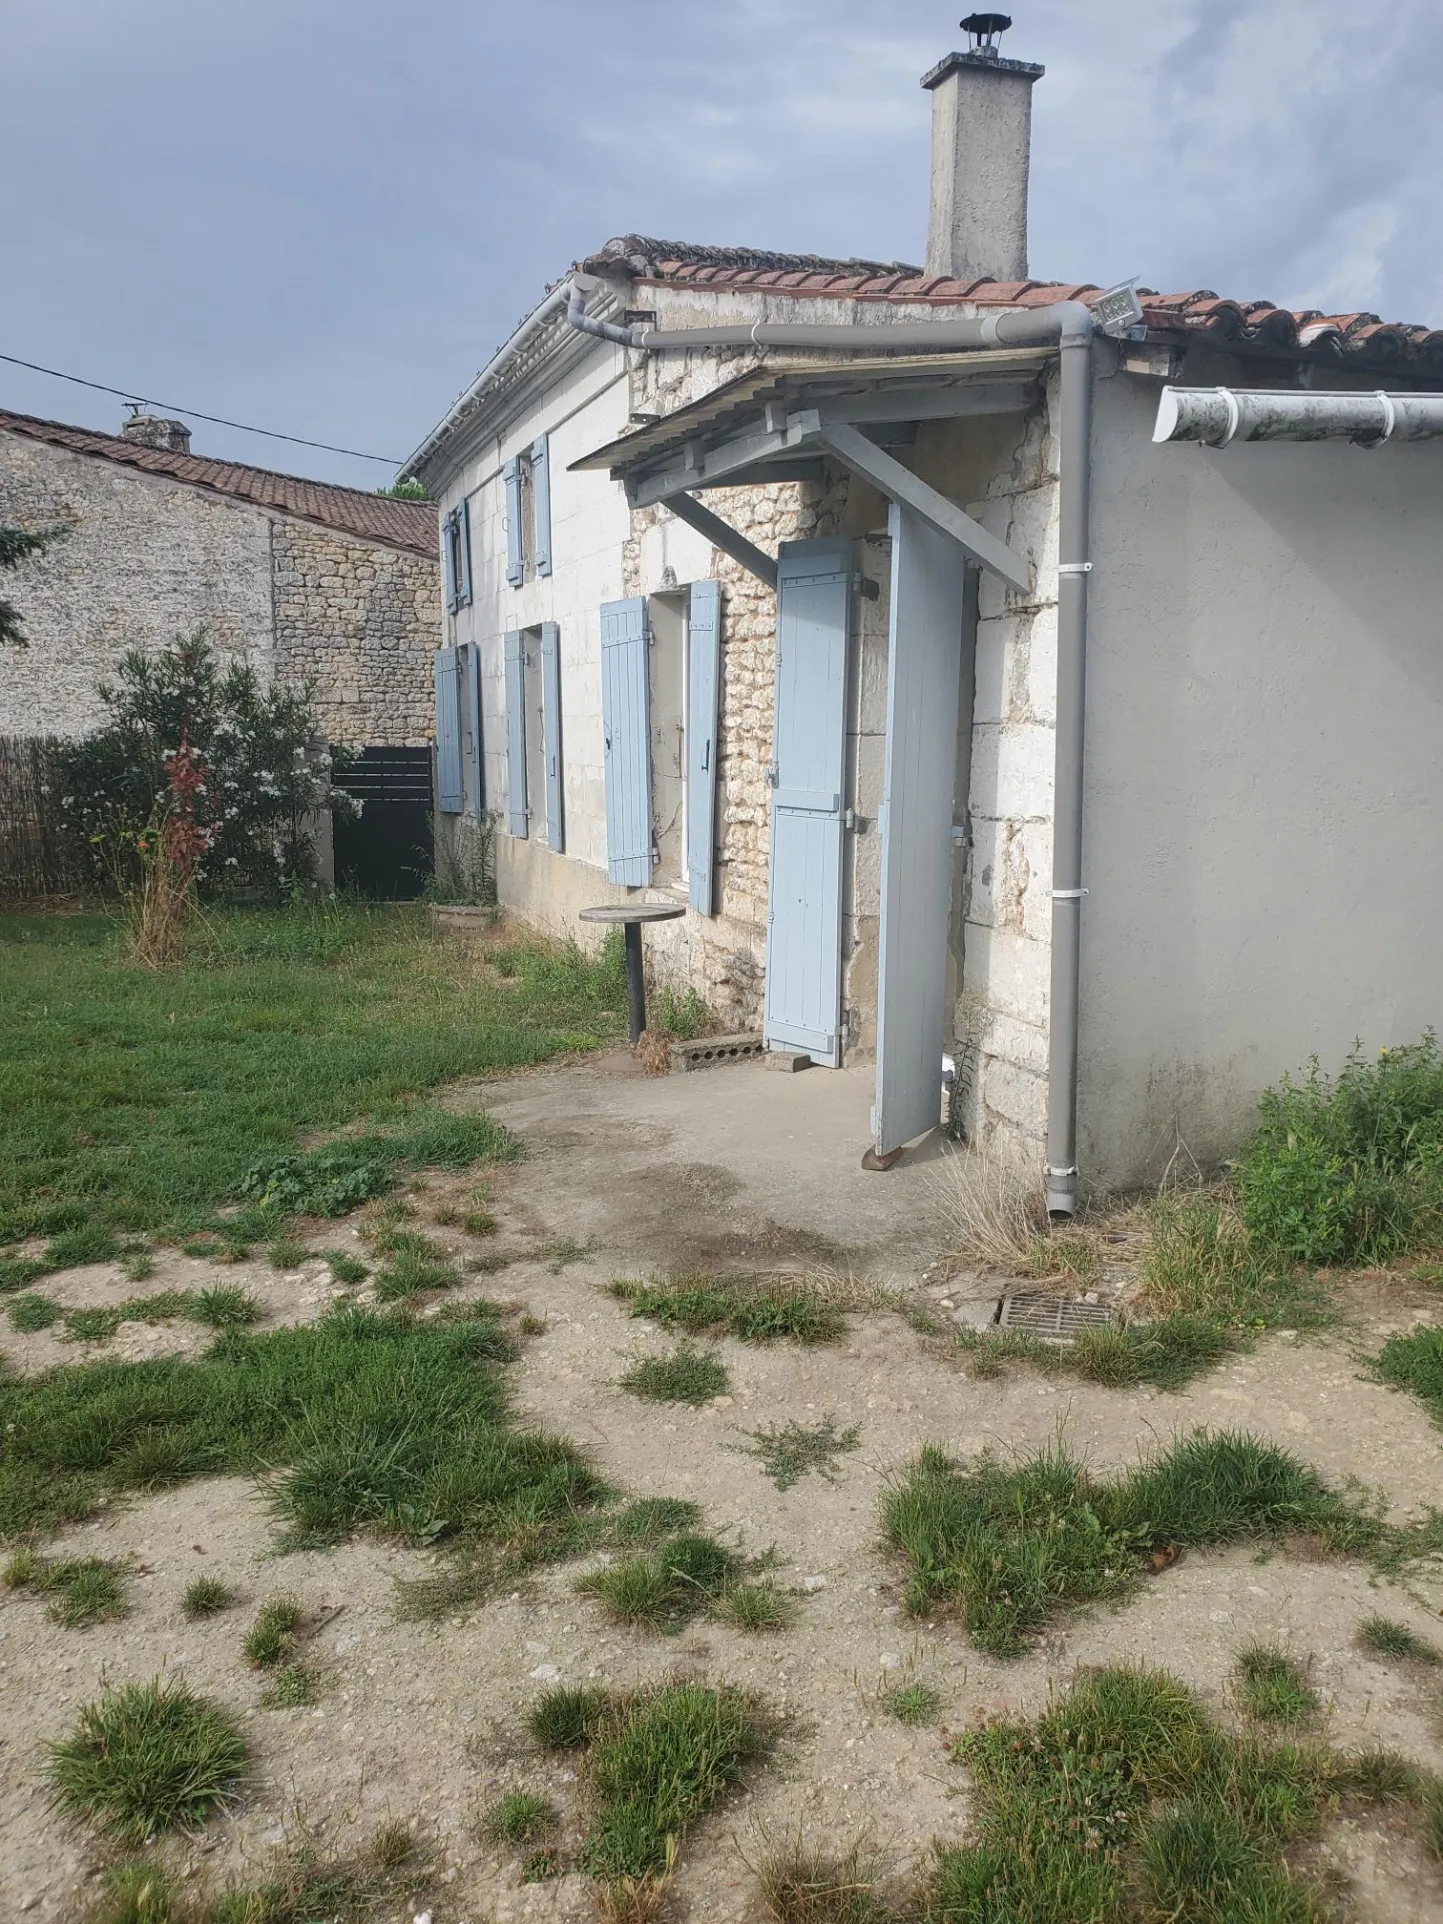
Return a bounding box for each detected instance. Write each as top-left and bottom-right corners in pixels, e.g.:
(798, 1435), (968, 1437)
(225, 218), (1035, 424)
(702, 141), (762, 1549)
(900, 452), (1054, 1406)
(669, 1032), (765, 1072)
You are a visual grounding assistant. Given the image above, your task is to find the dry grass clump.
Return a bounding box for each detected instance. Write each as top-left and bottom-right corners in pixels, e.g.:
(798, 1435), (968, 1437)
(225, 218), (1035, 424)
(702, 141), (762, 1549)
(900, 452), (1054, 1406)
(753, 1835), (891, 1922)
(930, 1151), (1048, 1274)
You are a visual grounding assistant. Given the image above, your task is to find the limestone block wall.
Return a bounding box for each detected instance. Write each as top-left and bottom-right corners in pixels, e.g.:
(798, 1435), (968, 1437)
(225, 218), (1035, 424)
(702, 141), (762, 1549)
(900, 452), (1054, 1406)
(272, 522), (439, 748)
(0, 431), (273, 737)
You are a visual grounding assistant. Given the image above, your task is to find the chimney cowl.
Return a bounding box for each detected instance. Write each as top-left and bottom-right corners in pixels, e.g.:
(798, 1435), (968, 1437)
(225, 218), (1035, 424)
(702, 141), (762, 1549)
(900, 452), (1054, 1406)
(120, 413), (193, 455)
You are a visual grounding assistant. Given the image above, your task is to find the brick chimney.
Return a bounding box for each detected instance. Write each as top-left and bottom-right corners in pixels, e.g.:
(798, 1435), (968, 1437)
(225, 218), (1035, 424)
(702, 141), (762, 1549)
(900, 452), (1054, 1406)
(121, 413), (193, 455)
(922, 14), (1044, 283)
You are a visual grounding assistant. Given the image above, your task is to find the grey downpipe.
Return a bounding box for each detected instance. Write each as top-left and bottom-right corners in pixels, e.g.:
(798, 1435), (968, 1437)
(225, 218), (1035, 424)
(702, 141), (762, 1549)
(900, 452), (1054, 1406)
(566, 278), (1095, 1215)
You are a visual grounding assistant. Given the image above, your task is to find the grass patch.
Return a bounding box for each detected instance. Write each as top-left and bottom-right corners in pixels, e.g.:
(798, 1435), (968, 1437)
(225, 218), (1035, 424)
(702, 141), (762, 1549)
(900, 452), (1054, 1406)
(1234, 1643), (1319, 1724)
(1238, 1034), (1443, 1265)
(0, 1301), (600, 1568)
(0, 1254), (47, 1294)
(0, 903), (623, 1243)
(484, 1790), (558, 1844)
(181, 1575), (235, 1619)
(322, 1248), (368, 1287)
(883, 1429), (1381, 1659)
(952, 1313), (1243, 1392)
(5, 1548), (129, 1625)
(530, 1685), (615, 1751)
(613, 1272), (847, 1345)
(1357, 1613), (1442, 1666)
(737, 1415), (861, 1491)
(886, 1680), (941, 1726)
(464, 1208), (497, 1237)
(579, 1681), (770, 1883)
(715, 1581), (796, 1631)
(267, 1235), (308, 1270)
(1373, 1325), (1443, 1428)
(48, 1675), (248, 1844)
(754, 1838), (889, 1923)
(371, 1229), (462, 1300)
(55, 1287), (263, 1346)
(7, 1291), (63, 1331)
(619, 1343), (729, 1406)
(578, 1532), (741, 1631)
(261, 1662), (320, 1709)
(244, 1593), (304, 1667)
(370, 1818), (416, 1868)
(1140, 1195), (1333, 1329)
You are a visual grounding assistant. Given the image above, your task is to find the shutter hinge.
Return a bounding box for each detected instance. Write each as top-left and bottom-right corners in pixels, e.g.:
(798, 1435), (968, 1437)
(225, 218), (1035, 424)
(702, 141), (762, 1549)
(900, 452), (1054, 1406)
(767, 763), (779, 787)
(851, 572), (880, 601)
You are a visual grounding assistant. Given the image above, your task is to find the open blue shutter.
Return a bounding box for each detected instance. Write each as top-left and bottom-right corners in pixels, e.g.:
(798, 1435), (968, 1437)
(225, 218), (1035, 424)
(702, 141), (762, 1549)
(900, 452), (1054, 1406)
(434, 647), (463, 813)
(686, 580), (722, 914)
(531, 436), (552, 578)
(504, 458), (524, 586)
(600, 597), (652, 886)
(456, 498), (472, 607)
(540, 621), (564, 852)
(441, 511), (457, 611)
(504, 629), (528, 836)
(465, 641), (483, 814)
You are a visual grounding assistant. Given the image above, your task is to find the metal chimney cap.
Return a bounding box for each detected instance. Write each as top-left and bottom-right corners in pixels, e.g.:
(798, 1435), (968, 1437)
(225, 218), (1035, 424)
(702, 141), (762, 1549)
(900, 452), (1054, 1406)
(961, 11), (1012, 51)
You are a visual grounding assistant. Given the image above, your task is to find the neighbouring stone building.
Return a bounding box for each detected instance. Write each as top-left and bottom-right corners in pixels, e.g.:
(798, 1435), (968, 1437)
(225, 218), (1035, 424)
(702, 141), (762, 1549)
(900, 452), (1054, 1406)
(402, 19), (1443, 1201)
(0, 408), (440, 894)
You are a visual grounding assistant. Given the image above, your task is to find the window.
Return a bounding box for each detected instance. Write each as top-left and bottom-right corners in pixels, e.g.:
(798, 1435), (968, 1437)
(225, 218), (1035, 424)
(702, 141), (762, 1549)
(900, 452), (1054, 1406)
(442, 503), (471, 613)
(503, 435), (553, 587)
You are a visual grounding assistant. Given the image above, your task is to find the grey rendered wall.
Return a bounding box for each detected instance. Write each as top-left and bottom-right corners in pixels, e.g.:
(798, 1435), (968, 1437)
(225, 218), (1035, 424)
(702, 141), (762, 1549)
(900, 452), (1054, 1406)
(1079, 359), (1443, 1188)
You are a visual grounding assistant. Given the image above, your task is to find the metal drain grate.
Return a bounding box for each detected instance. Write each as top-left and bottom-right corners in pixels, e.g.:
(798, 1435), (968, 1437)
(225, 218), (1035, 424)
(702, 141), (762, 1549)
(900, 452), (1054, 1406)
(671, 1032), (765, 1072)
(996, 1289), (1118, 1340)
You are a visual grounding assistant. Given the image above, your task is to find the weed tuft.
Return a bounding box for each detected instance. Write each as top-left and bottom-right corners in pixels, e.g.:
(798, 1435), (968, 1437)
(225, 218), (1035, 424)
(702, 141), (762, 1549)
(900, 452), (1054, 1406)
(1141, 1195), (1332, 1329)
(321, 1249), (368, 1287)
(716, 1582), (796, 1631)
(737, 1416), (861, 1491)
(1357, 1613), (1442, 1666)
(484, 1790), (557, 1844)
(885, 1681), (941, 1726)
(7, 1291), (63, 1332)
(261, 1661), (319, 1709)
(47, 1675), (248, 1844)
(267, 1235), (308, 1271)
(1373, 1325), (1443, 1430)
(371, 1818), (416, 1867)
(529, 1684), (614, 1751)
(619, 1343), (728, 1406)
(754, 1837), (887, 1923)
(1234, 1644), (1319, 1724)
(181, 1575), (235, 1619)
(579, 1533), (740, 1631)
(244, 1593), (303, 1668)
(372, 1230), (462, 1300)
(615, 1272), (846, 1345)
(6, 1549), (128, 1626)
(189, 1287), (261, 1329)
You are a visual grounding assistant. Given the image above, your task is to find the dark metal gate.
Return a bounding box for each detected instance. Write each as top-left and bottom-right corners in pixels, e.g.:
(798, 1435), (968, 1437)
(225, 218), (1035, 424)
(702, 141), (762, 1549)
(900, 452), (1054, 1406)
(332, 747), (434, 900)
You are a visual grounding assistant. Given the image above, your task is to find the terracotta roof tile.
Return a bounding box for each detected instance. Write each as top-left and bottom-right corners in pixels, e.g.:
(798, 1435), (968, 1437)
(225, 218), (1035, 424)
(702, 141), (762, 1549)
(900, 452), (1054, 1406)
(0, 410), (438, 557)
(578, 236), (1443, 378)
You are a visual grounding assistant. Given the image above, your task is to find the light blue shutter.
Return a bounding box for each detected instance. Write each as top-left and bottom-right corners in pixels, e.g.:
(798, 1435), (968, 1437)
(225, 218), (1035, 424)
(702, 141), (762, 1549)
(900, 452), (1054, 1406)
(504, 630), (528, 836)
(441, 511), (458, 611)
(504, 458), (524, 586)
(686, 579), (722, 914)
(873, 506), (967, 1153)
(600, 597), (652, 886)
(455, 497), (472, 607)
(762, 539), (853, 1065)
(465, 641), (483, 814)
(540, 621), (564, 852)
(531, 436), (552, 578)
(434, 647), (463, 813)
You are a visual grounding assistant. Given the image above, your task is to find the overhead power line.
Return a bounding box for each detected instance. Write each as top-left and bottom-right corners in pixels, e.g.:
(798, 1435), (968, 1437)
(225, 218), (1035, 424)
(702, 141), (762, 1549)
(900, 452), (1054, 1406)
(0, 351), (403, 465)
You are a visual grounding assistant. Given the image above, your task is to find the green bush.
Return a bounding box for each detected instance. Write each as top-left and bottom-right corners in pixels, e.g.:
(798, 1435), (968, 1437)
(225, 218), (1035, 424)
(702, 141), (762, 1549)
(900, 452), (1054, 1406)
(1238, 1036), (1443, 1265)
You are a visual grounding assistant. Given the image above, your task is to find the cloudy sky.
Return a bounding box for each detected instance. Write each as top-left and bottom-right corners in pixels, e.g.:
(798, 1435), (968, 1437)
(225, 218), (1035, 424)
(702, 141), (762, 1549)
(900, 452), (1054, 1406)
(5, 0), (1439, 489)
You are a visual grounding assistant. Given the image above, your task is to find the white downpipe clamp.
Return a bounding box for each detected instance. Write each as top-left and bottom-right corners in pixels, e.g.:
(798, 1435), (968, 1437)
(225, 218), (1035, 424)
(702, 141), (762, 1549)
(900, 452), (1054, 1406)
(1046, 1163), (1079, 1177)
(1057, 561), (1092, 575)
(1217, 387), (1241, 446)
(1374, 391), (1397, 444)
(1052, 886), (1088, 900)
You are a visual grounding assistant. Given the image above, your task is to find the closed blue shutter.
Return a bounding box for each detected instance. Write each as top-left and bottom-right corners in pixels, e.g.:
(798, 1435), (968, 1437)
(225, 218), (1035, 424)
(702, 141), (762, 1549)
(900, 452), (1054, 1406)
(686, 579), (722, 914)
(441, 511), (457, 611)
(455, 498), (472, 607)
(504, 629), (528, 836)
(434, 647), (463, 814)
(531, 436), (552, 578)
(763, 539), (853, 1064)
(600, 597), (652, 886)
(540, 621), (564, 852)
(504, 458), (524, 586)
(465, 641), (483, 814)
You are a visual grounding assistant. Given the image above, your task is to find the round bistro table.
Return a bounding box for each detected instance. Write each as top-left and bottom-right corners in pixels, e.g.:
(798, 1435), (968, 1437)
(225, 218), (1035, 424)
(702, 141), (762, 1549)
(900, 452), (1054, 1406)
(579, 901), (686, 1044)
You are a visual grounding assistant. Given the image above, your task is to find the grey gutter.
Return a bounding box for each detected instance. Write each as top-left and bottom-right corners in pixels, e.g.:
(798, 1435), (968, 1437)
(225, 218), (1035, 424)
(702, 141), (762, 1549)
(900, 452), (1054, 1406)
(1154, 386), (1443, 445)
(569, 284), (1094, 1215)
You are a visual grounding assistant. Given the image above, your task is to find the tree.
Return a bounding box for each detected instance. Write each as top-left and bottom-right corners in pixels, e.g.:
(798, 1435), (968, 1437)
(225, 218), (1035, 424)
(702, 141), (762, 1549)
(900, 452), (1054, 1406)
(377, 478), (429, 500)
(56, 631), (356, 899)
(0, 521), (68, 647)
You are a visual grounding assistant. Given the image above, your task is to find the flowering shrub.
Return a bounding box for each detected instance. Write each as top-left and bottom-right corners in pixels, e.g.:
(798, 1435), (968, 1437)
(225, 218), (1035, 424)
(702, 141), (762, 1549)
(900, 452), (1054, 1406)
(57, 631), (355, 899)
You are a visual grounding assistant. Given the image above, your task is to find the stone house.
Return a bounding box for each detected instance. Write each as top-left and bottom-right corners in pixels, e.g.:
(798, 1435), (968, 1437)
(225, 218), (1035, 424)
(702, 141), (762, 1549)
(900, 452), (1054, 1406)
(0, 409), (440, 895)
(402, 19), (1443, 1206)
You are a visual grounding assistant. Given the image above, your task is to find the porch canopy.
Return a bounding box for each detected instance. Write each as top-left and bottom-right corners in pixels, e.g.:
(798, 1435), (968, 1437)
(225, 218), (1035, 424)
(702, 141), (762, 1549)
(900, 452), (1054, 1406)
(572, 346), (1050, 1160)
